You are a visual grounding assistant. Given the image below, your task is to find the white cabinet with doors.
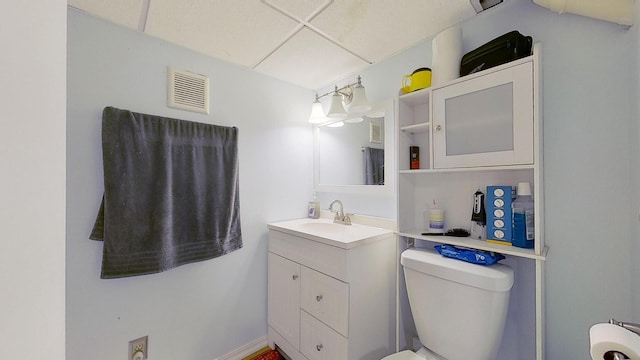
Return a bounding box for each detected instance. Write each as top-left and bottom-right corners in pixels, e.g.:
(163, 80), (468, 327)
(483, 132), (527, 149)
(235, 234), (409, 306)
(432, 61), (534, 169)
(267, 222), (396, 360)
(396, 43), (547, 359)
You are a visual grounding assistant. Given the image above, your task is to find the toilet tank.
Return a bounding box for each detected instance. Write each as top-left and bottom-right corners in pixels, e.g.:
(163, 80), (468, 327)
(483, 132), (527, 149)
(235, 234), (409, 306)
(401, 248), (514, 360)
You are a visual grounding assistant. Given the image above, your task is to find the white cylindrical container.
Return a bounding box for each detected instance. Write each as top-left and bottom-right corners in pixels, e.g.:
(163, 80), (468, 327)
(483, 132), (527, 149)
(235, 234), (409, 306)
(431, 26), (463, 87)
(428, 209), (445, 234)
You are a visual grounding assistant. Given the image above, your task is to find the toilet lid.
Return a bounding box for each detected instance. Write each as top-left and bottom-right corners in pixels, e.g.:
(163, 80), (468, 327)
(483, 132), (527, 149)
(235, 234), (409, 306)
(381, 350), (425, 360)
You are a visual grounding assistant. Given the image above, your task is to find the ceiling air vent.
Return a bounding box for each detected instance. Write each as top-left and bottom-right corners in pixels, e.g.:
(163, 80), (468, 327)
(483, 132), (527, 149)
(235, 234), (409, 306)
(168, 67), (210, 114)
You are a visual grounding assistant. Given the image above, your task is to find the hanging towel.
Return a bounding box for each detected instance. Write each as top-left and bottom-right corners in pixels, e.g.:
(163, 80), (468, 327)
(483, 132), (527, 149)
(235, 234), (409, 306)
(364, 147), (384, 185)
(90, 107), (242, 278)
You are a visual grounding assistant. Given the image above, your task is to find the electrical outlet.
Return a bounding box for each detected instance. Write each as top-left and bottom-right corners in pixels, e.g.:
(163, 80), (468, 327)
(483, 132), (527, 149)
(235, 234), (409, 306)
(128, 336), (148, 360)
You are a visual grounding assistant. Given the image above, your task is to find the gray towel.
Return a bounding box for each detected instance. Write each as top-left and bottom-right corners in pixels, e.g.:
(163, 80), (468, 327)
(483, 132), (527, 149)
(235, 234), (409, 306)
(90, 107), (242, 278)
(364, 147), (384, 185)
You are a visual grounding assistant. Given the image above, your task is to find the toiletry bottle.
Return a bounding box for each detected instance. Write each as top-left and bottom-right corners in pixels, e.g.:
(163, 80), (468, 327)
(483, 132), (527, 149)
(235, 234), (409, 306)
(423, 204), (430, 231)
(308, 192), (320, 219)
(512, 182), (534, 248)
(410, 146), (420, 170)
(427, 199), (445, 234)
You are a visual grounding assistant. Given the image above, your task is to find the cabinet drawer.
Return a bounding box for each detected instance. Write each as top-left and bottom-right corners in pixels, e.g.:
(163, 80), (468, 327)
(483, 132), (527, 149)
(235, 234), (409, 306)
(301, 266), (349, 337)
(300, 310), (348, 360)
(269, 230), (348, 281)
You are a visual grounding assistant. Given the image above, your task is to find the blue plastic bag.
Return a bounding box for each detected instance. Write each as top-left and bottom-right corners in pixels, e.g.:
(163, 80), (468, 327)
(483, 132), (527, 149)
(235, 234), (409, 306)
(434, 244), (505, 266)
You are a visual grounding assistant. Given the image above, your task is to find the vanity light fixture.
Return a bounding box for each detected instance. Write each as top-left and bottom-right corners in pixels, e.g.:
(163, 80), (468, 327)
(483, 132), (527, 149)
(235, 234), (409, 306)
(308, 76), (371, 123)
(308, 96), (326, 124)
(327, 87), (348, 118)
(344, 117), (364, 123)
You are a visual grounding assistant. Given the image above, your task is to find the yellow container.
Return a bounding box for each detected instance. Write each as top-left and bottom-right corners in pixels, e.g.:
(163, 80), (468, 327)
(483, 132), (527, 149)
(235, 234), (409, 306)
(402, 67), (432, 93)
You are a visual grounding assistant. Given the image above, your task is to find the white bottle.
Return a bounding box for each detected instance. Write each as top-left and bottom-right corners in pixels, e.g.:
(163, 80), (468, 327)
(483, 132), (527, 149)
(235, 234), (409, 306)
(512, 182), (534, 248)
(308, 192), (320, 219)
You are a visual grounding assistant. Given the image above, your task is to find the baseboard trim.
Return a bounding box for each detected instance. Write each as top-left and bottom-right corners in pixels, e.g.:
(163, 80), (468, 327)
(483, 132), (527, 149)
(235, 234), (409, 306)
(213, 336), (269, 360)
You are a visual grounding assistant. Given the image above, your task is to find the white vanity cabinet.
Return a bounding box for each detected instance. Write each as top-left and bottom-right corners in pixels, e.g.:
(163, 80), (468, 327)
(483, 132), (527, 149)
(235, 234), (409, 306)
(396, 44), (547, 359)
(267, 219), (396, 360)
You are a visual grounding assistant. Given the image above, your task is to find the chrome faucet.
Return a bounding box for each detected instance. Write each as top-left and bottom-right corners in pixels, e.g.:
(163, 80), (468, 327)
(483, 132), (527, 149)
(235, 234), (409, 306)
(329, 200), (351, 225)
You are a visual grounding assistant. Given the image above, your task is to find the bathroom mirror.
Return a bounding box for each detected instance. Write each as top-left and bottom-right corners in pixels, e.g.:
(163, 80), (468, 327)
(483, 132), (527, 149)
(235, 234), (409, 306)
(314, 99), (394, 195)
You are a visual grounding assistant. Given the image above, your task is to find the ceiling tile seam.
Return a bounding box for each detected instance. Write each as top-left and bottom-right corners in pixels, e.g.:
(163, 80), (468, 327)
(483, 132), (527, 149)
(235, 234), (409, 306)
(261, 0), (333, 23)
(138, 0), (151, 32)
(249, 24), (305, 70)
(258, 0), (373, 65)
(303, 22), (372, 64)
(251, 0), (330, 70)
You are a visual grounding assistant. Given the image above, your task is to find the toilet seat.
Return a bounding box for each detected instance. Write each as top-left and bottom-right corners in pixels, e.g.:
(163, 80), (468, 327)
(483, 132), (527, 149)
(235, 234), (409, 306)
(381, 350), (425, 360)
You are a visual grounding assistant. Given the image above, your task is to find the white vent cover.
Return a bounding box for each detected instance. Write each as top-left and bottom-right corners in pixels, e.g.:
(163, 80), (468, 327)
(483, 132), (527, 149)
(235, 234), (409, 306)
(168, 67), (210, 114)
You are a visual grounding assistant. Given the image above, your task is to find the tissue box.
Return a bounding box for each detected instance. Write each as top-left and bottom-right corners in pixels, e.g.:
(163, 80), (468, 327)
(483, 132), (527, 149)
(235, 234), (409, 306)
(486, 186), (514, 245)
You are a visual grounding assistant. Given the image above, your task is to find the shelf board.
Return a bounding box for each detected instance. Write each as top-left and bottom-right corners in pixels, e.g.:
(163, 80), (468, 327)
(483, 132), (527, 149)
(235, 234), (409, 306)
(400, 122), (430, 134)
(398, 164), (534, 174)
(399, 87), (430, 106)
(397, 230), (548, 260)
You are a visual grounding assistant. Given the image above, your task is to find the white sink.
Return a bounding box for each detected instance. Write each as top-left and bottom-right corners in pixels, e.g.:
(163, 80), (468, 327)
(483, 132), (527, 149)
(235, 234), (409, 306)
(298, 221), (345, 234)
(268, 218), (393, 249)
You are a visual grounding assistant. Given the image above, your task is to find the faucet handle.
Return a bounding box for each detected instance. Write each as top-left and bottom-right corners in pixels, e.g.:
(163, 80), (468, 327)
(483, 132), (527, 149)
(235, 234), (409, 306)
(343, 213), (353, 225)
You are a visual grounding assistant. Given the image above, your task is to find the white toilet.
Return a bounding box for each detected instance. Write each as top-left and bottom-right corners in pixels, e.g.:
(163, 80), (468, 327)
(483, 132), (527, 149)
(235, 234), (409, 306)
(383, 247), (514, 360)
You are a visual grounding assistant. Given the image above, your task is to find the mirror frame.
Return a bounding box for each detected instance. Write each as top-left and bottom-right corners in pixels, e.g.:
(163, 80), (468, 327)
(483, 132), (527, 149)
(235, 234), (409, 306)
(313, 99), (395, 195)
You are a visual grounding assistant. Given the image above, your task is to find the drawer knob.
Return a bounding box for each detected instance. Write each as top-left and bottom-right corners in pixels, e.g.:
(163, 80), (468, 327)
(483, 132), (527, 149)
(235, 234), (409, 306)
(316, 344), (323, 352)
(316, 295), (323, 302)
(435, 124), (442, 131)
(292, 274), (298, 280)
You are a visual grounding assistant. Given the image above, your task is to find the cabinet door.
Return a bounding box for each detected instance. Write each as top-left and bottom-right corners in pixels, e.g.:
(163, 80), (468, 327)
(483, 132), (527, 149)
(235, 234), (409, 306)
(432, 61), (533, 169)
(268, 253), (301, 349)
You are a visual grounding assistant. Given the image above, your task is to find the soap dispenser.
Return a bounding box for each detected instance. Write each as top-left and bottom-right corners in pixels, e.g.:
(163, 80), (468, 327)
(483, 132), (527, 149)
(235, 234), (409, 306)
(308, 192), (320, 219)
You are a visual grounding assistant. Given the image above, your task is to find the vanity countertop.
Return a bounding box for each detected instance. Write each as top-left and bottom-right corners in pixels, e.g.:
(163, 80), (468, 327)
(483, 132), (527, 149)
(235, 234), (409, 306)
(267, 217), (394, 249)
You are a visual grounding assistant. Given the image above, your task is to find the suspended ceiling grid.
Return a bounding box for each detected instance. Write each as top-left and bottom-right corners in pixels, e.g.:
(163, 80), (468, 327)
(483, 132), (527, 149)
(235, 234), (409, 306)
(68, 0), (479, 90)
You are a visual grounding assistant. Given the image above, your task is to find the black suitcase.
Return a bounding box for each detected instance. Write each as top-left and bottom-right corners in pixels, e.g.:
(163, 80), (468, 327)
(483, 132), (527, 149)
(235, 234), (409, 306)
(459, 31), (533, 77)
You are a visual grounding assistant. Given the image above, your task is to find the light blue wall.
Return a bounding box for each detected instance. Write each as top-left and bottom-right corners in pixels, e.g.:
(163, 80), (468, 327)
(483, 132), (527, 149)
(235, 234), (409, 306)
(66, 9), (313, 360)
(67, 1), (640, 359)
(632, 2), (640, 320)
(350, 0), (637, 359)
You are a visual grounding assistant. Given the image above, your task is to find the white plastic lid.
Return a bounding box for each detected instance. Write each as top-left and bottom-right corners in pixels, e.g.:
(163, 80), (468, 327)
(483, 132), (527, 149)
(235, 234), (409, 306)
(401, 248), (514, 292)
(517, 182), (531, 196)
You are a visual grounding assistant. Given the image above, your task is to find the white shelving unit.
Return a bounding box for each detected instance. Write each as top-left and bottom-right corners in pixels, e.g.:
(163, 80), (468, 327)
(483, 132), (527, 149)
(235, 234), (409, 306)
(395, 44), (546, 359)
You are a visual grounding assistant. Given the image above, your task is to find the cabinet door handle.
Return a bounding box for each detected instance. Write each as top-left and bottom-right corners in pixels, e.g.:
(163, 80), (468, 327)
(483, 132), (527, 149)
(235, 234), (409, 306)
(435, 124), (442, 131)
(316, 295), (323, 302)
(292, 274), (298, 280)
(316, 344), (323, 351)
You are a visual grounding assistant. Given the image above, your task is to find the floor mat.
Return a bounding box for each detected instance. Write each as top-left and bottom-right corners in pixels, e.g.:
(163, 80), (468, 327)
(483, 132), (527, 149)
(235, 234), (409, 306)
(242, 347), (281, 360)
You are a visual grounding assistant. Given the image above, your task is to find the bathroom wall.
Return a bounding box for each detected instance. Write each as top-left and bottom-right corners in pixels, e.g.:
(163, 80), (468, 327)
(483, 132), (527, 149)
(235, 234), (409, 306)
(632, 4), (640, 318)
(66, 1), (639, 359)
(340, 0), (636, 358)
(0, 1), (66, 360)
(66, 8), (313, 360)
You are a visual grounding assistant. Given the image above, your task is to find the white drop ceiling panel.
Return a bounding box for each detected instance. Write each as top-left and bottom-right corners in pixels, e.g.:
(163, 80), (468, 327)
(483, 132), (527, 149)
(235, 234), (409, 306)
(67, 0), (495, 89)
(310, 0), (477, 62)
(68, 0), (145, 30)
(254, 27), (369, 89)
(144, 0), (300, 68)
(264, 0), (332, 21)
